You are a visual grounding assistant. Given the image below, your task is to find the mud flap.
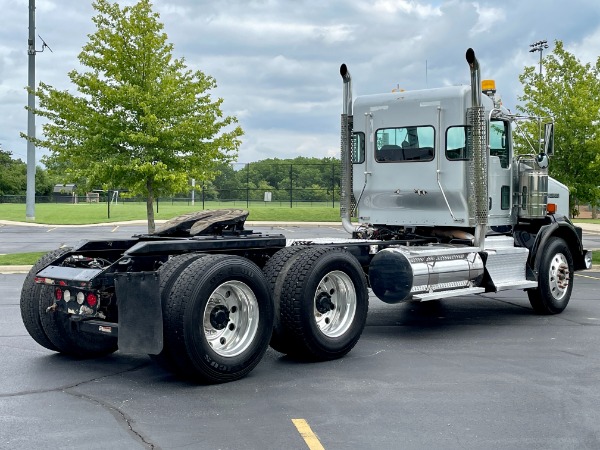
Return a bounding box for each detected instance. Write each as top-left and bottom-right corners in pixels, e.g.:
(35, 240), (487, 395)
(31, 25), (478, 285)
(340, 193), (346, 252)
(115, 272), (163, 354)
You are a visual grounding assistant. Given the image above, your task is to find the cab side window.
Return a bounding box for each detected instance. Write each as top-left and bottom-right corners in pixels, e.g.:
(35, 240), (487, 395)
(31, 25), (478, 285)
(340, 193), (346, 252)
(489, 120), (510, 168)
(375, 126), (434, 162)
(352, 132), (365, 164)
(446, 126), (468, 160)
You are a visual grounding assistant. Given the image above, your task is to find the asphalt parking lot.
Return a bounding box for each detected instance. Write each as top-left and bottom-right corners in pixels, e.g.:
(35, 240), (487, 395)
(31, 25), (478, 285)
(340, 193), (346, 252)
(1, 223), (600, 449)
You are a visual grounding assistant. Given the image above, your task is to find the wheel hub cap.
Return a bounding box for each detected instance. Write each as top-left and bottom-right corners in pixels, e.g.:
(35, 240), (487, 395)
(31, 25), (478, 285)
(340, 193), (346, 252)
(210, 305), (230, 330)
(202, 281), (259, 358)
(313, 271), (357, 338)
(549, 253), (570, 300)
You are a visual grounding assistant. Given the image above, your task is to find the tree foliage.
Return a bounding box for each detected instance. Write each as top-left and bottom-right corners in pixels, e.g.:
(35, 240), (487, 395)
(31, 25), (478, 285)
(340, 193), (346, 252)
(0, 145), (54, 196)
(26, 0), (242, 232)
(197, 157), (341, 203)
(517, 40), (600, 210)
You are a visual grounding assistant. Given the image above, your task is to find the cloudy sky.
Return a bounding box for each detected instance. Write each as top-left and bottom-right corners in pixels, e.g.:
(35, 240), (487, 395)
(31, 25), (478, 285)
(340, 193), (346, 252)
(1, 0), (599, 165)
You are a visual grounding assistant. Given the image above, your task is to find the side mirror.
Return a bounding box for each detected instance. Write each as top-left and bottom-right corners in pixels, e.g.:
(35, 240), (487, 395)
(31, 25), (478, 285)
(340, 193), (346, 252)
(543, 123), (554, 156)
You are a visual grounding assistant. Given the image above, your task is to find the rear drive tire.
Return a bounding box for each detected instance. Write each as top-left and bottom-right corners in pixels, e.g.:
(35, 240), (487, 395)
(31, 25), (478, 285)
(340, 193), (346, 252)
(20, 248), (70, 351)
(263, 246), (308, 354)
(163, 254), (273, 383)
(33, 250), (118, 358)
(528, 237), (574, 315)
(277, 247), (369, 360)
(39, 284), (118, 357)
(149, 253), (207, 372)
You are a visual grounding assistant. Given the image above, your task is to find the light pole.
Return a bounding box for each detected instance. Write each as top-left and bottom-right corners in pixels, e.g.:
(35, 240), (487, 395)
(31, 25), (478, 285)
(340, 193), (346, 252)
(26, 0), (36, 220)
(529, 39), (549, 154)
(529, 39), (549, 76)
(26, 0), (51, 220)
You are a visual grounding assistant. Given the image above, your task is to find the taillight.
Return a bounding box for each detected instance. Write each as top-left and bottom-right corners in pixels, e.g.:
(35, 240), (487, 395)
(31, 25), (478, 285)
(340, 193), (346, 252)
(86, 293), (98, 307)
(55, 288), (63, 301)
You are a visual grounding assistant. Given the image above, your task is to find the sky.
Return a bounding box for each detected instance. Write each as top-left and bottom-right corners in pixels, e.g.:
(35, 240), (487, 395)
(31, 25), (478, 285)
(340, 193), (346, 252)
(1, 0), (600, 166)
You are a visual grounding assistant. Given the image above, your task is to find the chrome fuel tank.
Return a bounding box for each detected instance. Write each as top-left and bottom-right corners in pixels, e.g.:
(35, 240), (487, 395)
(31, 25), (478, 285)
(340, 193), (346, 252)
(369, 246), (484, 304)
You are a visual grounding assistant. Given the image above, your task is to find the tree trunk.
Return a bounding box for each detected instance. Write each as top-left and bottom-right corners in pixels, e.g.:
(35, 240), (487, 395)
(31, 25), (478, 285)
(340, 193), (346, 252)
(146, 178), (155, 233)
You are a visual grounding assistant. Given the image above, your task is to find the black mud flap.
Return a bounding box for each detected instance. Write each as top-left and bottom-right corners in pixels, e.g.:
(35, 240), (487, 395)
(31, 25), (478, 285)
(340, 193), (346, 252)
(115, 272), (163, 354)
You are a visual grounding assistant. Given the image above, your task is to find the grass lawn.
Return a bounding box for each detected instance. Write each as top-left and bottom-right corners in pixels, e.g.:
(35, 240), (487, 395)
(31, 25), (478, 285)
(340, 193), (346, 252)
(0, 252), (47, 265)
(0, 201), (341, 224)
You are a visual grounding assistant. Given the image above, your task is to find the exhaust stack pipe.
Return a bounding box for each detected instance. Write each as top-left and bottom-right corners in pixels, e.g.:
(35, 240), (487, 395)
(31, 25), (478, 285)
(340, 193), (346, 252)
(339, 64), (358, 234)
(465, 48), (488, 249)
(340, 64), (353, 116)
(466, 48), (482, 111)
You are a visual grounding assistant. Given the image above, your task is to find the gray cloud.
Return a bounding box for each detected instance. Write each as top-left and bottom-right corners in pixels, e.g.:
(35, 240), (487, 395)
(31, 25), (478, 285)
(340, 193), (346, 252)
(1, 0), (599, 164)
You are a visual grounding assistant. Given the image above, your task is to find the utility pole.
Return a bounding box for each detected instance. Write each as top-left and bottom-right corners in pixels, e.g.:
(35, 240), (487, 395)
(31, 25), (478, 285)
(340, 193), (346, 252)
(26, 0), (36, 220)
(26, 0), (52, 220)
(529, 39), (549, 76)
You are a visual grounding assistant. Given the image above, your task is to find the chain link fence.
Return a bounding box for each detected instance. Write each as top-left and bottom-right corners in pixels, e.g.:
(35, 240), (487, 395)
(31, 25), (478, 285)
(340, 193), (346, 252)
(0, 162), (342, 208)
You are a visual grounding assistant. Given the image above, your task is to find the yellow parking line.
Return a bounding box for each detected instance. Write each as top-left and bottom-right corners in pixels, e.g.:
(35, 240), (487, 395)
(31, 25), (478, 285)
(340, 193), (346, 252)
(292, 419), (325, 450)
(575, 273), (600, 281)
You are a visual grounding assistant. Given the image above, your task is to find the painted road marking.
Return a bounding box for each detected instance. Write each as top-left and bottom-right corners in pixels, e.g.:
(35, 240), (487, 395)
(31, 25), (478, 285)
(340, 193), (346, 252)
(111, 226), (119, 233)
(46, 227), (56, 232)
(575, 273), (600, 281)
(277, 227), (295, 233)
(292, 419), (325, 450)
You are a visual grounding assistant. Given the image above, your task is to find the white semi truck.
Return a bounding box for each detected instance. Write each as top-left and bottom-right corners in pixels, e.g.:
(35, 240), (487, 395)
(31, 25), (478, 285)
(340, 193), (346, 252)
(21, 48), (592, 383)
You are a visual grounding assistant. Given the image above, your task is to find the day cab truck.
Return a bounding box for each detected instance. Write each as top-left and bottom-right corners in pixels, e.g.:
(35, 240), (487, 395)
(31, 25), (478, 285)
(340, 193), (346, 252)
(21, 48), (592, 383)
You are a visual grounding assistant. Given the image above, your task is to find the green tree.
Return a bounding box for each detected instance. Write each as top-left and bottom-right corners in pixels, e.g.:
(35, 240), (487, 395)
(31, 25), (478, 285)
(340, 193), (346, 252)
(26, 0), (242, 232)
(0, 147), (26, 195)
(517, 40), (600, 215)
(234, 157), (340, 203)
(0, 146), (54, 196)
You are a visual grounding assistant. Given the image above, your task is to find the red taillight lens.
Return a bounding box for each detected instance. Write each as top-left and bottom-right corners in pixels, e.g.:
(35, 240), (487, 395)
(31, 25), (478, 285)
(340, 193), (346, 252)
(86, 293), (98, 307)
(55, 288), (63, 301)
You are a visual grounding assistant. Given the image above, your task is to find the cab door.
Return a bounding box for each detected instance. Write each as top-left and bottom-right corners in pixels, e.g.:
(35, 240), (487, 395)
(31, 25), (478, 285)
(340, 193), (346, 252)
(488, 119), (512, 226)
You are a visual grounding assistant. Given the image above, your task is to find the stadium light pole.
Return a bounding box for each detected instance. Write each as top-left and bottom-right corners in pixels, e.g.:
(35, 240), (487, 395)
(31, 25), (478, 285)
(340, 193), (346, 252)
(529, 39), (549, 76)
(26, 0), (36, 220)
(529, 39), (549, 154)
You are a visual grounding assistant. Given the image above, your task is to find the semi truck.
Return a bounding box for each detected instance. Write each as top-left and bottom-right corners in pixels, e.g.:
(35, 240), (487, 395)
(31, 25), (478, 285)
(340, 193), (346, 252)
(21, 48), (592, 383)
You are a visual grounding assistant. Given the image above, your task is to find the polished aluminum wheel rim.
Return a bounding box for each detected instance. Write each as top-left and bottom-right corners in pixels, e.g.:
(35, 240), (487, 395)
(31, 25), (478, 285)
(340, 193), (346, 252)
(203, 281), (259, 357)
(313, 270), (356, 338)
(549, 252), (570, 301)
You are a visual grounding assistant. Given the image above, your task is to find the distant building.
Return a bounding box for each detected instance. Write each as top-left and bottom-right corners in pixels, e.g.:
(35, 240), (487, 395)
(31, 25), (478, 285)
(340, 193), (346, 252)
(53, 184), (77, 203)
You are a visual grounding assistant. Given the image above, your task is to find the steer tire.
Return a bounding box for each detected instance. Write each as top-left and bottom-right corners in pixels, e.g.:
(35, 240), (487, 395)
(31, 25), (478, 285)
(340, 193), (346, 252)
(528, 237), (574, 315)
(20, 248), (70, 351)
(150, 253), (207, 372)
(163, 254), (273, 383)
(277, 246), (369, 361)
(263, 246), (309, 354)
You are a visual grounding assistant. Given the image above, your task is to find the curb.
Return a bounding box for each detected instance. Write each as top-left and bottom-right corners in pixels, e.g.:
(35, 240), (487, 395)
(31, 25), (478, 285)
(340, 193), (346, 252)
(0, 265), (32, 274)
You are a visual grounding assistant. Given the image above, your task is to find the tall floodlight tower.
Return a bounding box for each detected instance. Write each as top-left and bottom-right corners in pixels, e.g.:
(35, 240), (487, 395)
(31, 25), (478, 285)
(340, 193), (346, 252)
(529, 39), (549, 76)
(26, 0), (36, 220)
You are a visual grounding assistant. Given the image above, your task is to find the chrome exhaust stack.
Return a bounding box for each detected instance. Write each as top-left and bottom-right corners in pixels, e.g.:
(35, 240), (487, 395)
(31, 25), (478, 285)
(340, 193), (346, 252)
(465, 48), (488, 250)
(339, 64), (358, 234)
